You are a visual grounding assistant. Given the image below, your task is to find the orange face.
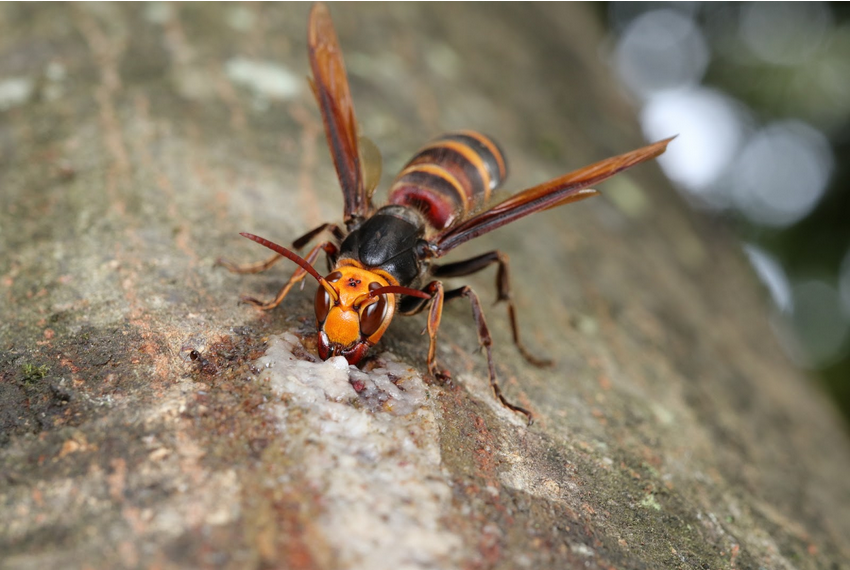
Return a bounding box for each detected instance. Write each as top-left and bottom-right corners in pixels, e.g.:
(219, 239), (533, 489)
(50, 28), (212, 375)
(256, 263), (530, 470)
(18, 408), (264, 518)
(314, 261), (397, 364)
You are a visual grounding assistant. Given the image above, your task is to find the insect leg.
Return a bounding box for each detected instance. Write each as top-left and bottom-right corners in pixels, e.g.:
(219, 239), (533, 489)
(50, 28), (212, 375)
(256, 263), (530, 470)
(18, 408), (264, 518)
(420, 280), (533, 425)
(291, 223), (346, 249)
(242, 241), (338, 310)
(217, 223), (343, 274)
(431, 251), (552, 367)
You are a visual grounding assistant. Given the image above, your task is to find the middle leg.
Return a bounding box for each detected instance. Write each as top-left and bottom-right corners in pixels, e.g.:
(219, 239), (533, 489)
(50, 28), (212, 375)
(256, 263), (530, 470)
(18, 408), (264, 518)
(431, 251), (551, 367)
(417, 280), (533, 424)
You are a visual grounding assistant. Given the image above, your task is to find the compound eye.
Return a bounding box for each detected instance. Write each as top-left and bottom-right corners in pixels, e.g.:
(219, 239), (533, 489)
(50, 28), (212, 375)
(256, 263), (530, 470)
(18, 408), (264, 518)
(315, 286), (331, 324)
(315, 272), (342, 323)
(359, 295), (387, 337)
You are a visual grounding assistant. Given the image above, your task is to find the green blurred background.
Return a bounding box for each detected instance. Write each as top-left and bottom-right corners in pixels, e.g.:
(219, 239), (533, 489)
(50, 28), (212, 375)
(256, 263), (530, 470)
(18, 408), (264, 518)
(603, 2), (850, 426)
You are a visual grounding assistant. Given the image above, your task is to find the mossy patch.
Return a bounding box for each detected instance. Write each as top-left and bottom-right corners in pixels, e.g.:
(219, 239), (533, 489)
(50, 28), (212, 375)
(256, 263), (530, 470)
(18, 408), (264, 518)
(20, 363), (50, 383)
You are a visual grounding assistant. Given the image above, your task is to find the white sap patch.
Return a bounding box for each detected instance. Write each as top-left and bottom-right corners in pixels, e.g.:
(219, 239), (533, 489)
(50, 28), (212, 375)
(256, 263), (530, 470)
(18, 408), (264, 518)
(0, 77), (33, 110)
(256, 334), (461, 569)
(143, 2), (172, 24)
(224, 57), (300, 100)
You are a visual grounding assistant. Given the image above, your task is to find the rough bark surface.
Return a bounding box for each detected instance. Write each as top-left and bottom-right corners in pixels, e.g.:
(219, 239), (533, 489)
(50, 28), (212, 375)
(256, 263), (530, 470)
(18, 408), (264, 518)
(2, 4), (849, 570)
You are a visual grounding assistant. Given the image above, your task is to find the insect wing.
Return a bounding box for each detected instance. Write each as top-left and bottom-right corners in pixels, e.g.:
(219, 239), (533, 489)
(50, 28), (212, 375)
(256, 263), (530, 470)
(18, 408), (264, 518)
(430, 137), (674, 256)
(358, 135), (383, 202)
(308, 3), (369, 224)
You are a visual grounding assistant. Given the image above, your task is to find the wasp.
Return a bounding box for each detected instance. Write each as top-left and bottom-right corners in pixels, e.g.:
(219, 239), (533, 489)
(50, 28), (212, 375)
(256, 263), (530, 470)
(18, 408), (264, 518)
(220, 3), (672, 423)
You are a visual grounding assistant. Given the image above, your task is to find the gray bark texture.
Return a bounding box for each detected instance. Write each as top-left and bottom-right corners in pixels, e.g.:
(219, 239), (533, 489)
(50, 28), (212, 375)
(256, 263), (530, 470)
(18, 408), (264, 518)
(2, 3), (849, 569)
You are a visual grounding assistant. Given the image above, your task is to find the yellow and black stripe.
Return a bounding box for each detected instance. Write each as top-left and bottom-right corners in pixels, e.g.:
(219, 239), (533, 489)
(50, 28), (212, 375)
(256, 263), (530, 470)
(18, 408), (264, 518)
(387, 131), (507, 230)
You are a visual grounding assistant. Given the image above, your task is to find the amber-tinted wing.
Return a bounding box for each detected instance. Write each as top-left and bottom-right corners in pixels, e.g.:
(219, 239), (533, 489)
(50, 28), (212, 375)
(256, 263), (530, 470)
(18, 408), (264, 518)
(429, 137), (674, 257)
(308, 3), (369, 224)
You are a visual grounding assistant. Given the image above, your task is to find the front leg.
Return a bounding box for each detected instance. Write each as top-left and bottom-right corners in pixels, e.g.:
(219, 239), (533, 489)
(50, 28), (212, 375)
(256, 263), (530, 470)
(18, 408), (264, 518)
(242, 241), (338, 311)
(418, 280), (533, 425)
(216, 222), (343, 274)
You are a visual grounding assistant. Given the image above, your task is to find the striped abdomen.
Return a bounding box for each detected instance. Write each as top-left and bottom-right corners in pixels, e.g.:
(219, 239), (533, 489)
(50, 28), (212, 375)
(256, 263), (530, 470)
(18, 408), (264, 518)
(387, 131), (507, 230)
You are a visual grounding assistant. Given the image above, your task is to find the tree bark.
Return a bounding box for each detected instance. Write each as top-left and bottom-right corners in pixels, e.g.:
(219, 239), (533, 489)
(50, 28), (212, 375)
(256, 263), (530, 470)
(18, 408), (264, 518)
(2, 3), (849, 569)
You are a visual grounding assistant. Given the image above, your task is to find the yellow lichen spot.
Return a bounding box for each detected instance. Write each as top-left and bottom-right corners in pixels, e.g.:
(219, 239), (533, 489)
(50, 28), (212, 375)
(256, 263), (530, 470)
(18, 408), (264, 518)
(641, 493), (662, 511)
